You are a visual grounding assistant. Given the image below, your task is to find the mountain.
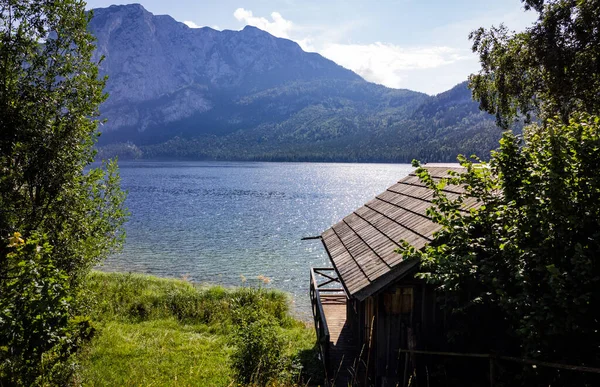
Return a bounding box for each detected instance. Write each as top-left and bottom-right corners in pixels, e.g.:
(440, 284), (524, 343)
(90, 4), (507, 163)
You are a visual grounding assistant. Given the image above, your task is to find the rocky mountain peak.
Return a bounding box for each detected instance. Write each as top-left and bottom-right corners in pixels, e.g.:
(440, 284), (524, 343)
(89, 4), (364, 133)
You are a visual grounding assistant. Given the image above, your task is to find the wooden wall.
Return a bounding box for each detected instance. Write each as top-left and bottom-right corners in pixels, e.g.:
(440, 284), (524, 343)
(347, 274), (444, 386)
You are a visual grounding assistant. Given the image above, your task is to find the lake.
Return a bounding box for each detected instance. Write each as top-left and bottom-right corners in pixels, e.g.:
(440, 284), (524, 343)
(101, 161), (414, 318)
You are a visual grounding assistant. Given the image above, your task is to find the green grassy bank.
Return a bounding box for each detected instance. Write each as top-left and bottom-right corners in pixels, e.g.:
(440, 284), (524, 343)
(77, 272), (321, 386)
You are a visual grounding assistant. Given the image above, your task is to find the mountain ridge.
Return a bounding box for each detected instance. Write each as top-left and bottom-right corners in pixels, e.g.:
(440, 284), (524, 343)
(90, 4), (508, 163)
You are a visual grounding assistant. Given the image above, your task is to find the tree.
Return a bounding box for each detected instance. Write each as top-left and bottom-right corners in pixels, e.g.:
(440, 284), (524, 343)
(469, 0), (600, 128)
(405, 115), (600, 385)
(401, 1), (600, 385)
(0, 1), (126, 384)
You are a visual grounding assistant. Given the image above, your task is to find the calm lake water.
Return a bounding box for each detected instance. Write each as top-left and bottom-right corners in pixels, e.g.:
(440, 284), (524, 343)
(101, 161), (414, 317)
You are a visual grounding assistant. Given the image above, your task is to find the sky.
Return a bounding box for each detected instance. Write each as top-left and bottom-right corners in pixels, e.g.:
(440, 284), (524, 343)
(85, 0), (537, 95)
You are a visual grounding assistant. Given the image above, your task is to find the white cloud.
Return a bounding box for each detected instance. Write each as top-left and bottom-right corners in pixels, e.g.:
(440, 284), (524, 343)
(183, 20), (201, 29)
(320, 43), (472, 91)
(183, 21), (221, 31)
(233, 8), (293, 39)
(231, 8), (477, 94)
(295, 37), (315, 52)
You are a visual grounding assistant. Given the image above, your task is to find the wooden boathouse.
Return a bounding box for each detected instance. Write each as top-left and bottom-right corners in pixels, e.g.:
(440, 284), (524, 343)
(309, 164), (480, 386)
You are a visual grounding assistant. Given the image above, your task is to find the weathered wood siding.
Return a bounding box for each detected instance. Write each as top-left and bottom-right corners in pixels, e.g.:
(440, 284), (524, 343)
(348, 274), (445, 386)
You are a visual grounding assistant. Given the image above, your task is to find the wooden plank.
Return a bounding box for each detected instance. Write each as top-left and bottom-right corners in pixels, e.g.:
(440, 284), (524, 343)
(366, 200), (433, 241)
(375, 193), (433, 219)
(345, 213), (403, 265)
(423, 166), (466, 178)
(388, 182), (463, 201)
(355, 206), (428, 261)
(323, 230), (371, 295)
(333, 221), (390, 280)
(320, 297), (358, 386)
(373, 199), (444, 239)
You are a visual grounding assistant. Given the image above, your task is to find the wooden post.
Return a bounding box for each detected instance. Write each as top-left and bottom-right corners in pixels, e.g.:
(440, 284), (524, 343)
(403, 350), (409, 387)
(364, 315), (375, 387)
(489, 353), (496, 387)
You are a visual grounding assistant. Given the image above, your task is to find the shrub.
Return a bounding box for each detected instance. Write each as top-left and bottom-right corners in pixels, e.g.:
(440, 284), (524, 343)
(230, 312), (286, 385)
(0, 235), (95, 385)
(84, 272), (292, 328)
(404, 114), (600, 386)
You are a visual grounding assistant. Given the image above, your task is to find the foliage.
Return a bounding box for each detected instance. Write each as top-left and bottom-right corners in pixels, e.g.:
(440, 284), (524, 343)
(78, 272), (320, 386)
(469, 0), (600, 128)
(402, 2), (600, 384)
(0, 0), (127, 384)
(230, 311), (286, 385)
(0, 234), (95, 385)
(402, 114), (600, 386)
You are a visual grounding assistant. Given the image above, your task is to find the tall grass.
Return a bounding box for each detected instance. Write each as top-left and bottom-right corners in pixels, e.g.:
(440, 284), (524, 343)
(77, 272), (321, 386)
(84, 272), (292, 328)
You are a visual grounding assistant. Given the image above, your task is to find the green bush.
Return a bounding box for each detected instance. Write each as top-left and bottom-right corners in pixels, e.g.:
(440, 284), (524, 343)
(82, 272), (319, 385)
(0, 235), (95, 385)
(230, 314), (286, 385)
(76, 272), (322, 386)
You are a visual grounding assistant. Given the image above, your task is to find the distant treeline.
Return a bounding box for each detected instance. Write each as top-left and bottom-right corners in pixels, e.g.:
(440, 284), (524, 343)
(97, 121), (520, 163)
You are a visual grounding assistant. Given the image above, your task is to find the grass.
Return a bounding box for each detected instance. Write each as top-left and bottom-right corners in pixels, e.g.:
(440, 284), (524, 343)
(77, 272), (321, 386)
(77, 320), (231, 386)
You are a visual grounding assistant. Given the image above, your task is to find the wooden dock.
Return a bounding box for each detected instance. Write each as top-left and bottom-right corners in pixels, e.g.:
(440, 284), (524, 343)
(310, 266), (362, 386)
(321, 294), (358, 386)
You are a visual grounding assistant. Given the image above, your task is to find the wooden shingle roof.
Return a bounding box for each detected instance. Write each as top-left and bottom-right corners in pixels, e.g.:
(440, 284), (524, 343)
(321, 164), (479, 301)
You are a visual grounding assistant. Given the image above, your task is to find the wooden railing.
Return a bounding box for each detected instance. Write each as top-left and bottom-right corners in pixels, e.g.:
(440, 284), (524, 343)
(309, 267), (345, 375)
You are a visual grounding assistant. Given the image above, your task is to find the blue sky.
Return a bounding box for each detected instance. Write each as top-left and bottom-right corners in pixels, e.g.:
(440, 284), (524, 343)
(85, 0), (536, 95)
